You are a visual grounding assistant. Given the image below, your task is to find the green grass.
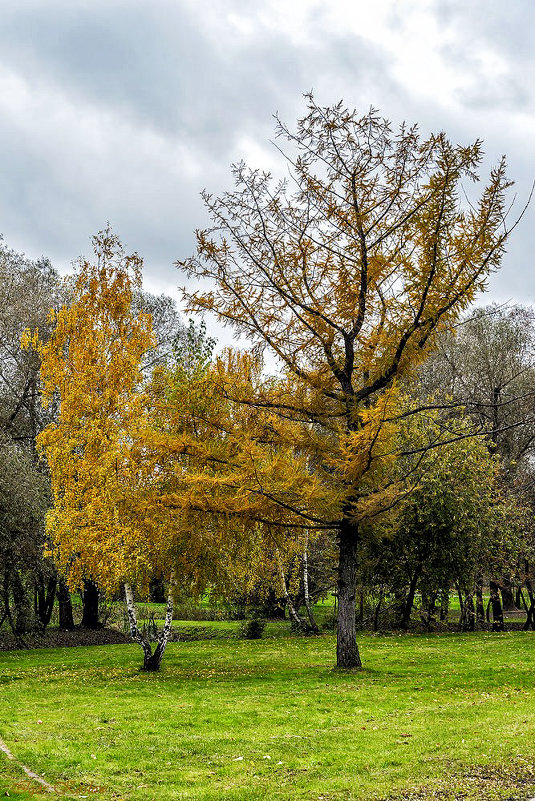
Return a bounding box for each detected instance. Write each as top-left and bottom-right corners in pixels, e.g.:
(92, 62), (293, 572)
(1, 632), (535, 800)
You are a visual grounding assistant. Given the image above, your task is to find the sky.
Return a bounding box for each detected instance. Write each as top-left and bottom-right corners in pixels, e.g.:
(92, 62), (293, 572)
(1, 0), (534, 336)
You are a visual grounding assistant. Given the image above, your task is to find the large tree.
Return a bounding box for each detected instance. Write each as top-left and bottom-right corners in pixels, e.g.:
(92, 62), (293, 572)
(180, 96), (519, 668)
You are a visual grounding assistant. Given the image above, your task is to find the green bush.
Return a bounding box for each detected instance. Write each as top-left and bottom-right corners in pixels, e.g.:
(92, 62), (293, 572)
(239, 618), (266, 639)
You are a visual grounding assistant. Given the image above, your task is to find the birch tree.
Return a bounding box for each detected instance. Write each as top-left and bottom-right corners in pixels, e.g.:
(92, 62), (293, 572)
(26, 230), (187, 669)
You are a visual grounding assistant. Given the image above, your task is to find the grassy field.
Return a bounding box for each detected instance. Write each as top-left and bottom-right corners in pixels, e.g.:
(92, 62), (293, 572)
(1, 631), (535, 800)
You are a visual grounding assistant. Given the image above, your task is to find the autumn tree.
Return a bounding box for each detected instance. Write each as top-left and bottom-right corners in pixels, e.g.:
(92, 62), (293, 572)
(180, 96), (520, 668)
(29, 229), (240, 669)
(26, 231), (178, 668)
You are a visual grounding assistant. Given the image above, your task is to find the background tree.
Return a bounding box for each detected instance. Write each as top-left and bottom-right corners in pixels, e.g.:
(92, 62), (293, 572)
(361, 410), (524, 631)
(420, 305), (535, 473)
(0, 240), (65, 633)
(419, 304), (535, 619)
(180, 95), (518, 668)
(0, 439), (50, 634)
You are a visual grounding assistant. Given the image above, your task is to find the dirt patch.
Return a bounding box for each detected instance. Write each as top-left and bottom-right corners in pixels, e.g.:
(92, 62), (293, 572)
(0, 626), (129, 652)
(381, 759), (535, 800)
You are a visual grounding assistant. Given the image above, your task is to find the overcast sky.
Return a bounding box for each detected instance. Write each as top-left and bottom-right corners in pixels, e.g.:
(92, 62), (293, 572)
(1, 0), (534, 331)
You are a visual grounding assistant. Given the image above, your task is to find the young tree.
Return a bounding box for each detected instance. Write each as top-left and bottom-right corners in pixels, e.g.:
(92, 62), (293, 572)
(29, 229), (237, 669)
(180, 96), (520, 667)
(26, 230), (181, 668)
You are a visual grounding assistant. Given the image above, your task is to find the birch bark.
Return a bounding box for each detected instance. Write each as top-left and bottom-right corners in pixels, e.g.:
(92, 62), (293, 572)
(124, 576), (175, 671)
(302, 537), (318, 632)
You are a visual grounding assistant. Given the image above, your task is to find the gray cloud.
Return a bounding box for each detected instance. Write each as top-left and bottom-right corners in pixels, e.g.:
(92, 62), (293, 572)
(0, 0), (533, 315)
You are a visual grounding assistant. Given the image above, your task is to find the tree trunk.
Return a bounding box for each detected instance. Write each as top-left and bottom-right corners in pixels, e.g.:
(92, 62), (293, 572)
(57, 577), (75, 630)
(124, 578), (175, 671)
(11, 570), (32, 634)
(523, 578), (535, 631)
(373, 588), (384, 632)
(302, 538), (319, 633)
(275, 549), (308, 632)
(460, 591), (475, 631)
(399, 564), (421, 629)
(81, 579), (101, 628)
(475, 576), (485, 626)
(500, 578), (517, 611)
(34, 574), (57, 630)
(489, 580), (504, 632)
(439, 590), (449, 622)
(336, 521), (361, 668)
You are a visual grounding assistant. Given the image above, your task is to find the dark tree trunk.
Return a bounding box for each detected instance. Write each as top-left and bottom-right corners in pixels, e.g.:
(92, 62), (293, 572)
(460, 592), (475, 631)
(34, 574), (57, 630)
(475, 576), (485, 626)
(420, 591), (438, 630)
(373, 589), (384, 632)
(500, 578), (517, 612)
(399, 564), (422, 630)
(81, 579), (101, 629)
(489, 580), (504, 632)
(149, 577), (166, 604)
(57, 577), (75, 630)
(523, 578), (535, 631)
(336, 520), (361, 668)
(439, 590), (449, 622)
(457, 586), (465, 628)
(11, 570), (32, 634)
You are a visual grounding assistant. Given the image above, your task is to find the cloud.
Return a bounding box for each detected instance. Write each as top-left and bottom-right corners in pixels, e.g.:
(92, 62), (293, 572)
(0, 0), (533, 311)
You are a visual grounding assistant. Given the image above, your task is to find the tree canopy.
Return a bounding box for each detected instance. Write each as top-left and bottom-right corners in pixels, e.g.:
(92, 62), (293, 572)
(179, 96), (518, 667)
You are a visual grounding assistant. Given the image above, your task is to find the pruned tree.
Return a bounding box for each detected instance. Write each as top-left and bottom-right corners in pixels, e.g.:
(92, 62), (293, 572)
(179, 95), (521, 668)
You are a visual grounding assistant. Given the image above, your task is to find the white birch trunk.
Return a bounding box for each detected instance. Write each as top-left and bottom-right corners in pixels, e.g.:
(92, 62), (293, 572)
(124, 575), (175, 671)
(151, 573), (176, 666)
(302, 535), (318, 632)
(275, 549), (306, 630)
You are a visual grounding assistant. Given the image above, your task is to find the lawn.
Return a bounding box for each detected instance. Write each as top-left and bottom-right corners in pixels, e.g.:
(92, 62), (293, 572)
(1, 631), (534, 800)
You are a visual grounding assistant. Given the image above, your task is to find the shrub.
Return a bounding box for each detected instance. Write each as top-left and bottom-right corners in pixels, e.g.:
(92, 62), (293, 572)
(239, 618), (266, 639)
